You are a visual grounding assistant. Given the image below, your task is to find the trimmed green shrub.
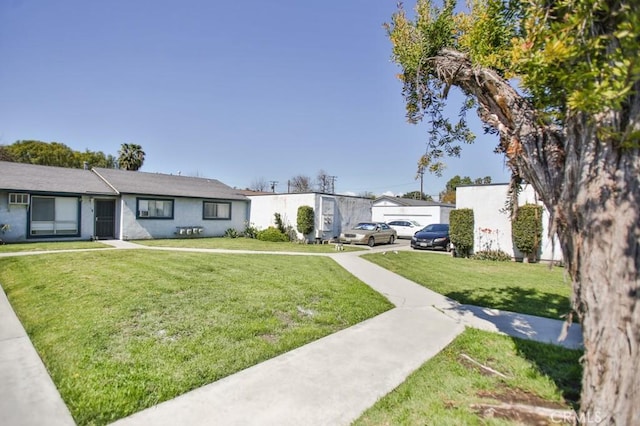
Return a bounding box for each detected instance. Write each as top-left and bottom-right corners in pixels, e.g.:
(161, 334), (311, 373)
(224, 228), (239, 238)
(243, 222), (259, 239)
(450, 208), (474, 257)
(297, 206), (314, 236)
(274, 213), (286, 235)
(472, 250), (512, 261)
(257, 226), (289, 242)
(512, 204), (543, 262)
(274, 213), (296, 241)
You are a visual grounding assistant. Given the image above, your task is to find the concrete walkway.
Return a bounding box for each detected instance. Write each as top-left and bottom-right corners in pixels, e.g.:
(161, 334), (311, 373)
(0, 288), (75, 426)
(0, 241), (583, 425)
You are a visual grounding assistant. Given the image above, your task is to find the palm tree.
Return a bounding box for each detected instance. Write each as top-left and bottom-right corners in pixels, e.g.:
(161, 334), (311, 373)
(117, 143), (145, 171)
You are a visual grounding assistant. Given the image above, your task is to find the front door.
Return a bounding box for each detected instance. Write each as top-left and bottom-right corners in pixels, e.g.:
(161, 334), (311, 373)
(95, 200), (116, 239)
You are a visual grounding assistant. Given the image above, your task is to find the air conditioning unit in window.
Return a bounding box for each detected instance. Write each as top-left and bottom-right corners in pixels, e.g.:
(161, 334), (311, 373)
(9, 193), (29, 205)
(139, 211), (149, 217)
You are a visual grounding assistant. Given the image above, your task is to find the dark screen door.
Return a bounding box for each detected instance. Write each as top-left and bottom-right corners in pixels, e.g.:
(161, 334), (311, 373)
(95, 200), (115, 239)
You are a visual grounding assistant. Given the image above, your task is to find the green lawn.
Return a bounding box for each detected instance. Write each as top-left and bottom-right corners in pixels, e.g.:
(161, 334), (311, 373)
(354, 328), (582, 425)
(0, 250), (392, 425)
(0, 240), (110, 253)
(363, 251), (572, 319)
(134, 237), (364, 252)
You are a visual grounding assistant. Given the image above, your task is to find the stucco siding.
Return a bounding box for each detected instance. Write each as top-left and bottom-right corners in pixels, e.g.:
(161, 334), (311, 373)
(0, 192), (99, 242)
(333, 196), (373, 237)
(248, 193), (317, 238)
(119, 195), (248, 240)
(456, 184), (562, 261)
(248, 193), (373, 241)
(0, 191), (29, 242)
(79, 196), (96, 239)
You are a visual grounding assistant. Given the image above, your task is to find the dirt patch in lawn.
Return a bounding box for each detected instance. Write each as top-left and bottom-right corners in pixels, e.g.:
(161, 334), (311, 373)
(473, 386), (575, 425)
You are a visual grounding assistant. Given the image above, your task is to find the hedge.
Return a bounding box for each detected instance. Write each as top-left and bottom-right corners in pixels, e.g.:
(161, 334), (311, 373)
(450, 208), (474, 257)
(512, 203), (543, 261)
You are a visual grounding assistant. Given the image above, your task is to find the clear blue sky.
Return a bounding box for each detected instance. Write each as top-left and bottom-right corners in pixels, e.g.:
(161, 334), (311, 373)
(0, 0), (510, 198)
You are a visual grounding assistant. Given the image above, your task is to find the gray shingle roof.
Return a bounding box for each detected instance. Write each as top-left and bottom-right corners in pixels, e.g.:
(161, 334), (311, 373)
(0, 161), (117, 195)
(93, 168), (248, 201)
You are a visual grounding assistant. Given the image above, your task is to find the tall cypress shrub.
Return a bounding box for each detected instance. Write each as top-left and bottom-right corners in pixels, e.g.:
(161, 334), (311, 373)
(512, 204), (543, 262)
(296, 206), (314, 237)
(449, 208), (474, 257)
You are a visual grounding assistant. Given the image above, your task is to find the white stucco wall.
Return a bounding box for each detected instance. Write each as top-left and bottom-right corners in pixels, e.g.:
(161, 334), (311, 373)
(371, 204), (453, 226)
(248, 193), (316, 238)
(119, 195), (249, 240)
(456, 184), (562, 261)
(248, 193), (373, 240)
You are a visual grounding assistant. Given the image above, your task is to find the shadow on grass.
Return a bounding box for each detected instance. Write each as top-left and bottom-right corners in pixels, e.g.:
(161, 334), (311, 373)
(445, 285), (572, 320)
(442, 290), (584, 410)
(512, 337), (583, 409)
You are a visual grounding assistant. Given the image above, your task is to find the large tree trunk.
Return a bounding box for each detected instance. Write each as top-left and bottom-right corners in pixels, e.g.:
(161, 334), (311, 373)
(557, 113), (640, 425)
(433, 50), (640, 424)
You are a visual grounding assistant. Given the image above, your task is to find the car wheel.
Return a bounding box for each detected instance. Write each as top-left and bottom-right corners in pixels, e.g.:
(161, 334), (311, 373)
(389, 235), (395, 244)
(368, 236), (375, 247)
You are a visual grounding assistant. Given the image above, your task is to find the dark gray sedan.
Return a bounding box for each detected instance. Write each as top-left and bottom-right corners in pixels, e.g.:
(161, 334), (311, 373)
(410, 223), (451, 251)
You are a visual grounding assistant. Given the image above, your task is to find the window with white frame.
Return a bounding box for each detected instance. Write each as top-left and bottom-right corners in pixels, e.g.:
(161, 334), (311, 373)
(30, 196), (79, 236)
(137, 198), (174, 219)
(9, 193), (29, 205)
(203, 201), (231, 220)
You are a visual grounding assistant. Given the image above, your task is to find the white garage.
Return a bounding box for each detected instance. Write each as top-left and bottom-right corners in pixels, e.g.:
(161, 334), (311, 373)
(371, 196), (454, 226)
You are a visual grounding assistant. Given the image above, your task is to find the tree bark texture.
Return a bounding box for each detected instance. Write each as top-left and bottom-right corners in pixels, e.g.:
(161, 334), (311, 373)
(431, 49), (640, 425)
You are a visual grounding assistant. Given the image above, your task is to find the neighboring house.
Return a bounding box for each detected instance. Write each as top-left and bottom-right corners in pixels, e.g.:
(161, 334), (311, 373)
(456, 183), (563, 262)
(0, 162), (118, 242)
(0, 161), (249, 242)
(371, 196), (454, 226)
(93, 168), (249, 240)
(246, 192), (373, 241)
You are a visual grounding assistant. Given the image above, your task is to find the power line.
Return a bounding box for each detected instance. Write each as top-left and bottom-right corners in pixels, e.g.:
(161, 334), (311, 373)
(328, 175), (337, 194)
(269, 180), (278, 193)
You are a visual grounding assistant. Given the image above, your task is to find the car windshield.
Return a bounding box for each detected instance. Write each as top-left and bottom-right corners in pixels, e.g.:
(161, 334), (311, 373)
(354, 223), (377, 231)
(422, 224), (449, 232)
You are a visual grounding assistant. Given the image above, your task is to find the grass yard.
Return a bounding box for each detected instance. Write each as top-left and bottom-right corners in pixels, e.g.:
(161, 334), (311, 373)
(0, 250), (392, 425)
(0, 240), (110, 253)
(363, 251), (572, 319)
(134, 237), (365, 252)
(354, 328), (582, 426)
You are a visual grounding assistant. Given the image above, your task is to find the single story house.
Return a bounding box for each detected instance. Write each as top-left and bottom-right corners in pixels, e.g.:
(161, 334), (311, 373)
(246, 192), (373, 241)
(371, 196), (454, 226)
(456, 183), (563, 262)
(0, 161), (250, 243)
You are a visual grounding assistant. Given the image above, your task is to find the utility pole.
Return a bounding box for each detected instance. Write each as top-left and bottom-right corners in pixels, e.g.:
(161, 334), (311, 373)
(417, 166), (425, 200)
(328, 176), (337, 194)
(269, 180), (278, 193)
